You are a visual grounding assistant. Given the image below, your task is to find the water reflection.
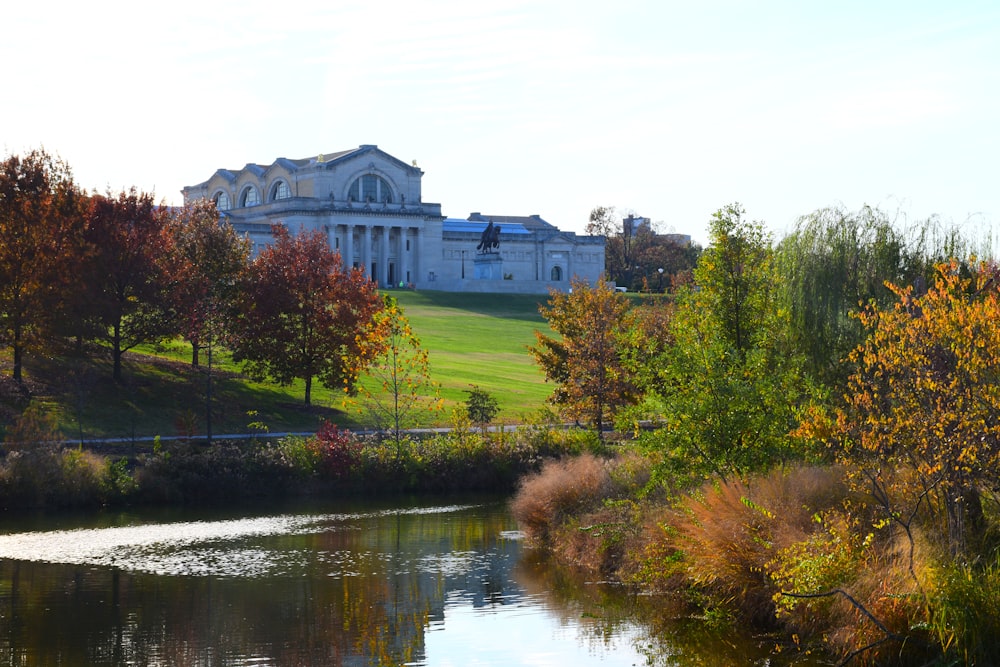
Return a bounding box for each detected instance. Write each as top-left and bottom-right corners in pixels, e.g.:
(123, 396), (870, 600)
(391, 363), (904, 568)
(0, 499), (664, 666)
(0, 499), (828, 666)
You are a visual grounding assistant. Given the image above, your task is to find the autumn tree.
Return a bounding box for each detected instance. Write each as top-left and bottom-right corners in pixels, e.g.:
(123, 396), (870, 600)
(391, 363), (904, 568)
(230, 224), (382, 406)
(0, 149), (83, 381)
(586, 205), (700, 292)
(166, 199), (250, 367)
(529, 276), (638, 438)
(801, 259), (1000, 555)
(84, 188), (175, 382)
(347, 295), (440, 450)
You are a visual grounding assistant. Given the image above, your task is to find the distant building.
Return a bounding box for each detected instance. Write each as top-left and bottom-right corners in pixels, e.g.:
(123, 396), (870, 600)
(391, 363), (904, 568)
(182, 145), (604, 293)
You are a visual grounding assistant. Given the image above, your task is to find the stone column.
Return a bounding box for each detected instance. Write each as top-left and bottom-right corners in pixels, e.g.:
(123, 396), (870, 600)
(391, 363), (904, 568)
(399, 227), (409, 286)
(362, 224), (372, 280)
(343, 224), (354, 272)
(379, 225), (390, 287)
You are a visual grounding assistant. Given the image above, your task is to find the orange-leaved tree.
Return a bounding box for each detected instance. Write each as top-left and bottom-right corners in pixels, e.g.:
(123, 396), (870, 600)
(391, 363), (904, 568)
(802, 258), (1000, 555)
(0, 149), (83, 381)
(529, 276), (638, 438)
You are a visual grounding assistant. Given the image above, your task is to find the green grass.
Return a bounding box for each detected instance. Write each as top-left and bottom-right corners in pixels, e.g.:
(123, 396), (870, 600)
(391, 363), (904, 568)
(2, 290), (556, 441)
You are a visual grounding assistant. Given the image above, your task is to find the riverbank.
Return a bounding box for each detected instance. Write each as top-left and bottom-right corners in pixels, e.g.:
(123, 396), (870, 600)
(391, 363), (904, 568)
(0, 423), (598, 511)
(511, 452), (1000, 666)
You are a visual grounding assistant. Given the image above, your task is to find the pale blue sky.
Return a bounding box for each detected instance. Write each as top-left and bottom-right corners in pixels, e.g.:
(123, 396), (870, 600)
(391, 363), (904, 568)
(3, 0), (998, 246)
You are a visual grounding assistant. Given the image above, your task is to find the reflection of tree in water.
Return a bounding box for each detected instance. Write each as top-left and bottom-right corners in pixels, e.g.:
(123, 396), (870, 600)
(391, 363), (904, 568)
(513, 550), (830, 667)
(0, 503), (520, 666)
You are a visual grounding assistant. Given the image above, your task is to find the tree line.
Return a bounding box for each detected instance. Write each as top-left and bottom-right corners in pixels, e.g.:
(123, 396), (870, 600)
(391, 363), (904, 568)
(0, 148), (384, 406)
(534, 202), (994, 553)
(528, 202), (1000, 661)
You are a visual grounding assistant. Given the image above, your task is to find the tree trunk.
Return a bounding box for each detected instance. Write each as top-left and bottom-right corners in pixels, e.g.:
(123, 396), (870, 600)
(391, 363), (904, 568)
(12, 323), (22, 383)
(112, 321), (123, 382)
(191, 342), (200, 367)
(304, 375), (312, 406)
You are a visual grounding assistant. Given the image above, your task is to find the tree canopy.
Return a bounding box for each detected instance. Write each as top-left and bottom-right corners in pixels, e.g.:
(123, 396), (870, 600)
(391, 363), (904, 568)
(230, 224), (382, 406)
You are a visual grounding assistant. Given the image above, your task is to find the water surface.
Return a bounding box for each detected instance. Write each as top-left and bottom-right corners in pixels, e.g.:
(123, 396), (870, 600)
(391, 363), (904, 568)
(0, 498), (826, 666)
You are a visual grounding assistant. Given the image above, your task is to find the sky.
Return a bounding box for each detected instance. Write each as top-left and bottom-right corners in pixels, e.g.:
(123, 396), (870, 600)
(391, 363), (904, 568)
(3, 0), (999, 247)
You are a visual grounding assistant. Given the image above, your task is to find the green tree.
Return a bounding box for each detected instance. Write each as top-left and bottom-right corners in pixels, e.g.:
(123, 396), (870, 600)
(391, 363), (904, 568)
(465, 385), (500, 435)
(529, 277), (638, 439)
(348, 295), (440, 452)
(644, 204), (814, 479)
(230, 224), (381, 406)
(777, 206), (919, 385)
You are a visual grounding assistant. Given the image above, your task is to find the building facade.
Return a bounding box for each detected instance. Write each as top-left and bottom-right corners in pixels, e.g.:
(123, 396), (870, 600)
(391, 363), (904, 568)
(182, 145), (604, 293)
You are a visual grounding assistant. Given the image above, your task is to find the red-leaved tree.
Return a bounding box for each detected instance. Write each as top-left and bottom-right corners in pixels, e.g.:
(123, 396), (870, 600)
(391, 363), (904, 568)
(230, 224), (382, 405)
(84, 188), (174, 382)
(0, 149), (84, 381)
(166, 199), (250, 367)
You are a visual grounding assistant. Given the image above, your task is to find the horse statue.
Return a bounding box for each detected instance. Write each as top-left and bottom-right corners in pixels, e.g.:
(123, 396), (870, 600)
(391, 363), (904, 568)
(476, 220), (502, 253)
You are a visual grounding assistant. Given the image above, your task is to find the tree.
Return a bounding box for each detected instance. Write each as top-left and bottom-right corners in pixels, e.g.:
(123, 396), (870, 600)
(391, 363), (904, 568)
(347, 295), (440, 450)
(0, 149), (82, 381)
(586, 205), (701, 292)
(166, 199), (250, 367)
(529, 277), (638, 438)
(801, 259), (1000, 555)
(465, 385), (500, 436)
(83, 188), (174, 382)
(643, 204), (814, 479)
(777, 206), (920, 385)
(230, 224), (381, 406)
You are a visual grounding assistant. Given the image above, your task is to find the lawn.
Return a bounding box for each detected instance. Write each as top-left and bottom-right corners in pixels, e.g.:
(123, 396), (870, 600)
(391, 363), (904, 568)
(4, 290), (556, 441)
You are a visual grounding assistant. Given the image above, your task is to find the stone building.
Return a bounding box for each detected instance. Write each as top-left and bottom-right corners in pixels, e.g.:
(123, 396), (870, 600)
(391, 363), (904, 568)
(182, 145), (604, 293)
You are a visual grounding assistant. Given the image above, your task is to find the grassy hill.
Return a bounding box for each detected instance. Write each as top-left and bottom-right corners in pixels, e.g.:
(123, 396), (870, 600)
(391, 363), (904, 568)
(1, 290), (553, 442)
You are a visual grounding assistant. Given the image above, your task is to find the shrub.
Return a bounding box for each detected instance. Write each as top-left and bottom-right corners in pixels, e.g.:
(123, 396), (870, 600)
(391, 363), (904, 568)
(314, 422), (362, 480)
(510, 453), (611, 546)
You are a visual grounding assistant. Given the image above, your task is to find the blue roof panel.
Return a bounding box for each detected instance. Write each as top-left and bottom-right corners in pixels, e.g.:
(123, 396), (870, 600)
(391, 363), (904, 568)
(443, 218), (531, 234)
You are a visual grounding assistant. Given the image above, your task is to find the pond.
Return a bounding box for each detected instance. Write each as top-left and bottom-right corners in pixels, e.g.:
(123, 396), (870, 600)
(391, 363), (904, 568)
(0, 497), (828, 666)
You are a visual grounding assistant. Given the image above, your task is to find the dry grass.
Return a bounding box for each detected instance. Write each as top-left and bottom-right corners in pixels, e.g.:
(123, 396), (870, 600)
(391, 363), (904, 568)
(510, 453), (611, 546)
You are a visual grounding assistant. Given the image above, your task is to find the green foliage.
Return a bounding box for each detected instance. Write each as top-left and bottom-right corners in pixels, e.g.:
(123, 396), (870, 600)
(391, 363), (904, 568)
(465, 385), (499, 433)
(640, 204), (817, 480)
(931, 557), (1000, 664)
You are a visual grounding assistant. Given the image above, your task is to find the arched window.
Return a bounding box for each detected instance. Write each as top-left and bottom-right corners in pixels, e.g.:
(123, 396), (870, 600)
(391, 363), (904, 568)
(270, 180), (291, 201)
(239, 185), (260, 207)
(348, 174), (393, 204)
(550, 266), (563, 281)
(213, 191), (231, 211)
